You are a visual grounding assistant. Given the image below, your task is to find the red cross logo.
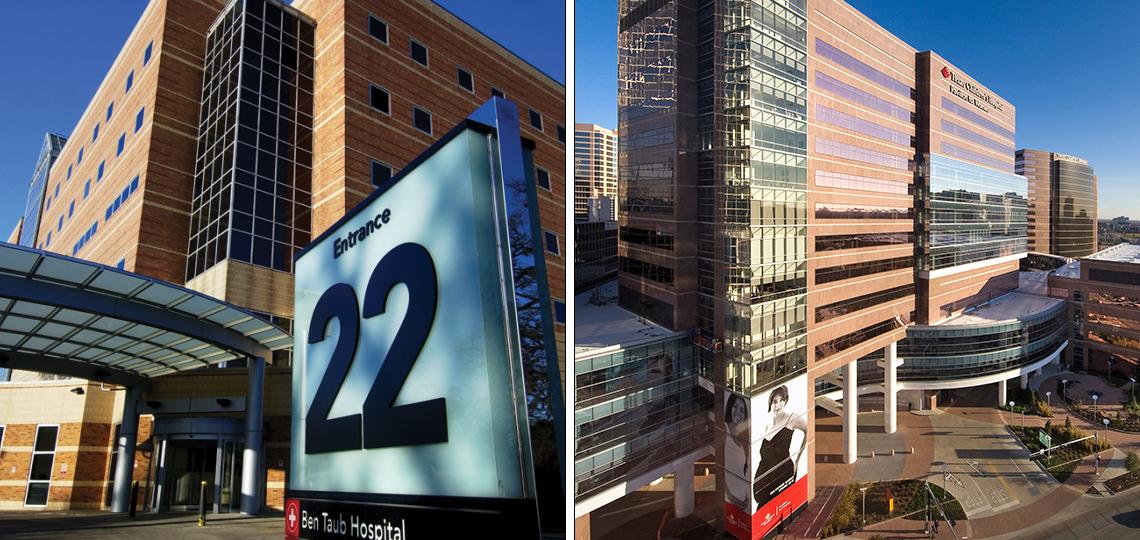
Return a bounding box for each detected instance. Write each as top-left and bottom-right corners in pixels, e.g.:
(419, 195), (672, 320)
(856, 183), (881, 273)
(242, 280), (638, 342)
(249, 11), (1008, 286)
(285, 499), (300, 537)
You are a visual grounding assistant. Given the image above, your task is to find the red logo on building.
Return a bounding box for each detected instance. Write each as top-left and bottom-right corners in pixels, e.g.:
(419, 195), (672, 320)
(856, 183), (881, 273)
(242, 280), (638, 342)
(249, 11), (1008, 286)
(285, 498), (301, 538)
(941, 66), (951, 79)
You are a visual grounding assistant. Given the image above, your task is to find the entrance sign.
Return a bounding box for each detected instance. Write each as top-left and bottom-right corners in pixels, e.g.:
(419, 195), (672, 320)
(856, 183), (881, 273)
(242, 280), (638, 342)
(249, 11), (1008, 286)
(289, 99), (553, 537)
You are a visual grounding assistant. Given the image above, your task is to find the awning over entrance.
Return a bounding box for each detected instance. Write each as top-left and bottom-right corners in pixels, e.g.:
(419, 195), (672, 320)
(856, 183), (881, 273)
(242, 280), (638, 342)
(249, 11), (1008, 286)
(0, 242), (291, 388)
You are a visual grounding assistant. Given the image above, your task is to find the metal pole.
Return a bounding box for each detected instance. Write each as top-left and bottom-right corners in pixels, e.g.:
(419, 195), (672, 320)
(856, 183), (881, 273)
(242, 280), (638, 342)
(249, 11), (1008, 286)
(128, 480), (138, 518)
(111, 386), (140, 512)
(198, 481), (207, 527)
(241, 354), (266, 515)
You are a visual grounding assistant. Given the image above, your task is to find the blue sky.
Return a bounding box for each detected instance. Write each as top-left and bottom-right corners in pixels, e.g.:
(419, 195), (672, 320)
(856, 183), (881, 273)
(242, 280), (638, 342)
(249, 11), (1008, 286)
(575, 1), (1140, 219)
(0, 1), (564, 235)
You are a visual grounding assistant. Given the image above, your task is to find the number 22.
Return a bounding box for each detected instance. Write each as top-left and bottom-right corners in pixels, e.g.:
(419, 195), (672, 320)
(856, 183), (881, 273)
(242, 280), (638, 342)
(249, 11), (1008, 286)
(304, 242), (447, 454)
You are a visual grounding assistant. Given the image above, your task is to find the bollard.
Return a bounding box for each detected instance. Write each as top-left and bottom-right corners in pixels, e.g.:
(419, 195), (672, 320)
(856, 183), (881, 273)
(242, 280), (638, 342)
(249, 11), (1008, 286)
(198, 481), (208, 527)
(128, 480), (139, 518)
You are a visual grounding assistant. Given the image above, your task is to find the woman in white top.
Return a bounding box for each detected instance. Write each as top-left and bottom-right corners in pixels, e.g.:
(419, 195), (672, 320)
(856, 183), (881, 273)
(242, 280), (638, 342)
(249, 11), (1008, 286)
(724, 393), (750, 508)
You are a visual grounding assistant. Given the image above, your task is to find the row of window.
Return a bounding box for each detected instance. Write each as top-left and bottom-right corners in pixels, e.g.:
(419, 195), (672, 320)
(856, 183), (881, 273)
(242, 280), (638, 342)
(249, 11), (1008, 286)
(72, 222), (99, 256)
(365, 14), (563, 143)
(814, 170), (909, 195)
(105, 175), (140, 222)
(816, 138), (910, 170)
(816, 256), (912, 284)
(815, 232), (913, 252)
(815, 317), (905, 360)
(816, 284), (914, 323)
(814, 203), (912, 220)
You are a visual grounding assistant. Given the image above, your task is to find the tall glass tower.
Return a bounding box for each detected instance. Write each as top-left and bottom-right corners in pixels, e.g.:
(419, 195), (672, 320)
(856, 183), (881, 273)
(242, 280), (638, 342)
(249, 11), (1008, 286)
(19, 133), (68, 248)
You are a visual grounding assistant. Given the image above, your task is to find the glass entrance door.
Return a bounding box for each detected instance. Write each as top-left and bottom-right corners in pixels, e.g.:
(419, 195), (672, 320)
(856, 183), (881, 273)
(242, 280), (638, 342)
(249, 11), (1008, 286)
(165, 440), (217, 511)
(155, 436), (244, 513)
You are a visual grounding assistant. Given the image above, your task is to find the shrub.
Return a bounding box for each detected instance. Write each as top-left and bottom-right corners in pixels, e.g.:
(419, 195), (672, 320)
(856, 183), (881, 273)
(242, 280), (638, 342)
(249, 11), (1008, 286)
(1127, 451), (1140, 473)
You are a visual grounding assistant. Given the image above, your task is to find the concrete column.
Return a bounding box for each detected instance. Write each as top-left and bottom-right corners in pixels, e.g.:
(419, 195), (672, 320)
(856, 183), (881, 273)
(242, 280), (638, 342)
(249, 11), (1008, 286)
(883, 342), (899, 434)
(673, 461), (694, 518)
(111, 386), (141, 512)
(997, 379), (1007, 407)
(1020, 372), (1029, 390)
(843, 361), (858, 464)
(241, 354), (266, 515)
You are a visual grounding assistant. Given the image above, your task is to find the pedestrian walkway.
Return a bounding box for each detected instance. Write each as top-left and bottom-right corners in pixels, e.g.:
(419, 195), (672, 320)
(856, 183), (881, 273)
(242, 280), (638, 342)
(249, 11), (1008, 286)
(778, 484), (842, 539)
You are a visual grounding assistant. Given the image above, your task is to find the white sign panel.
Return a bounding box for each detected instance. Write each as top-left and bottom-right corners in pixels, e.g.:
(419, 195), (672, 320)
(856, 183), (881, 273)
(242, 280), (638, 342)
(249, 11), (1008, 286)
(291, 127), (529, 499)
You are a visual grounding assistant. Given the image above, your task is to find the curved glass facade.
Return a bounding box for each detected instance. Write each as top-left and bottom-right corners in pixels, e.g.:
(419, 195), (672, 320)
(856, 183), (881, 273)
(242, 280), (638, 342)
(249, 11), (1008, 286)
(896, 300), (1066, 380)
(817, 298), (1067, 393)
(1051, 160), (1096, 258)
(920, 153), (1028, 270)
(20, 134), (67, 248)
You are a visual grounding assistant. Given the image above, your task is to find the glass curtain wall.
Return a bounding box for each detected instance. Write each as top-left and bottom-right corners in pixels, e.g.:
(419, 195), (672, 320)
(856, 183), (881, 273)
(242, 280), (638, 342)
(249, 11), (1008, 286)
(186, 0), (314, 280)
(1051, 159), (1096, 258)
(19, 134), (67, 248)
(707, 0), (808, 395)
(918, 153), (1028, 271)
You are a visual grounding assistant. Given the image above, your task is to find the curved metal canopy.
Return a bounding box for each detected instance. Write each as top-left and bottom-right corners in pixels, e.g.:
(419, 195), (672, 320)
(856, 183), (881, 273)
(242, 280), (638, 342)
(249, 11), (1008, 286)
(0, 242), (291, 388)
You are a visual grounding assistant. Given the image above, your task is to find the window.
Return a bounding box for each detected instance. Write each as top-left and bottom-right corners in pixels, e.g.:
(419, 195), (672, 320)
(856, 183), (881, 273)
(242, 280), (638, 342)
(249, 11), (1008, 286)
(368, 15), (388, 44)
(25, 425), (58, 506)
(543, 230), (560, 255)
(97, 160), (105, 181)
(117, 134), (125, 156)
(78, 147), (84, 164)
(106, 102), (113, 121)
(116, 258), (126, 270)
(457, 67), (474, 92)
(57, 215), (63, 232)
(45, 197), (51, 211)
(67, 164), (72, 180)
(369, 84), (390, 115)
(68, 200), (74, 218)
(535, 167), (551, 190)
(105, 175), (140, 222)
(410, 39), (428, 67)
(135, 107), (145, 133)
(125, 70), (134, 93)
(72, 222), (98, 256)
(554, 300), (566, 324)
(54, 184), (59, 198)
(412, 106), (432, 135)
(45, 232), (51, 248)
(92, 123), (99, 142)
(528, 109), (543, 131)
(557, 125), (565, 144)
(0, 425), (5, 453)
(84, 180), (90, 199)
(371, 160), (393, 187)
(491, 87), (506, 99)
(144, 41), (153, 65)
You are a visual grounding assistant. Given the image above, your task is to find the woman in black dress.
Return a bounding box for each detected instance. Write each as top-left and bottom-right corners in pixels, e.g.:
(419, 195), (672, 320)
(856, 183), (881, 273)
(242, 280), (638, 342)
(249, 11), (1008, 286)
(753, 385), (807, 508)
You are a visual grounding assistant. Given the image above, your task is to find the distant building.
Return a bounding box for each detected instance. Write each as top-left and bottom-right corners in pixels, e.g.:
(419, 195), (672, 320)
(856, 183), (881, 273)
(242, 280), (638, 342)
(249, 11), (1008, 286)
(18, 133), (68, 248)
(1050, 243), (1140, 375)
(1017, 149), (1097, 258)
(575, 220), (617, 292)
(574, 124), (617, 220)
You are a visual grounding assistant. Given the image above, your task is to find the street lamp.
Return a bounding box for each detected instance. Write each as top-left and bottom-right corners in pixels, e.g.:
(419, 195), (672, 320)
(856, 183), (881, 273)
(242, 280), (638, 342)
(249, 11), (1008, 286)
(860, 485), (868, 525)
(1093, 394), (1099, 420)
(1131, 377), (1136, 402)
(1103, 418), (1111, 449)
(1062, 379), (1068, 401)
(1046, 391), (1052, 408)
